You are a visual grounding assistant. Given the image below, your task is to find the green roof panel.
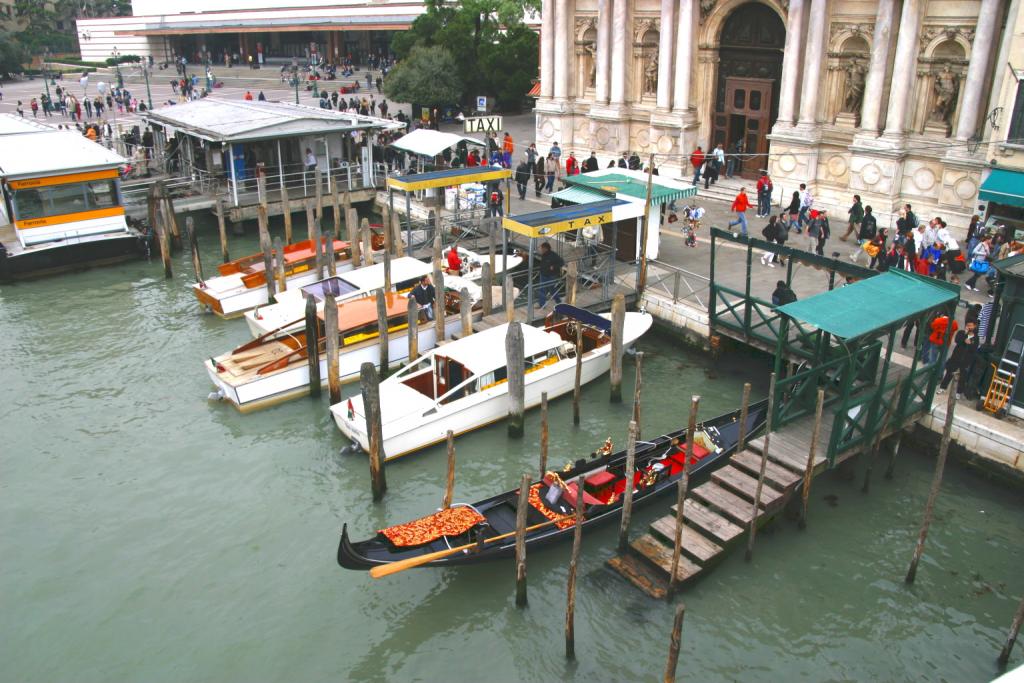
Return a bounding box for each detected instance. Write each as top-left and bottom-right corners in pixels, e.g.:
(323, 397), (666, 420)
(979, 168), (1024, 208)
(550, 186), (611, 204)
(563, 172), (697, 204)
(776, 271), (959, 340)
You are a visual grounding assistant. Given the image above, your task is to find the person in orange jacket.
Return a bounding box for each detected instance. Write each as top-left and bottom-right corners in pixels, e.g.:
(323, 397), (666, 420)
(923, 313), (958, 365)
(727, 188), (751, 236)
(690, 146), (705, 186)
(502, 132), (514, 167)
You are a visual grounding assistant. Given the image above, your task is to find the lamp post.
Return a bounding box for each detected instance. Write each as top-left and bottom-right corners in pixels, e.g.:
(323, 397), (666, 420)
(143, 61), (153, 110)
(311, 56), (320, 99)
(112, 46), (124, 89)
(290, 71), (300, 104)
(42, 47), (52, 105)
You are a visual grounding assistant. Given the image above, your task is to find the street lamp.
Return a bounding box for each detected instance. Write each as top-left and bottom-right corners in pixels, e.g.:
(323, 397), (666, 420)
(112, 46), (124, 89)
(311, 56), (319, 99)
(143, 61), (153, 110)
(42, 47), (52, 105)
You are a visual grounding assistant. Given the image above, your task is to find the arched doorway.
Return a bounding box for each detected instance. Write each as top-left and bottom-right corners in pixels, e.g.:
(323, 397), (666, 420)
(712, 3), (785, 179)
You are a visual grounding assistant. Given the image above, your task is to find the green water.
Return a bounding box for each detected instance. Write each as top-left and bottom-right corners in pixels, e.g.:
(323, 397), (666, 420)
(1, 220), (1022, 683)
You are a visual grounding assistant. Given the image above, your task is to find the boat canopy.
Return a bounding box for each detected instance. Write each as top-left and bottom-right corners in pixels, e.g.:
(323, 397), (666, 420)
(318, 293), (409, 330)
(335, 257), (431, 291)
(554, 304), (611, 334)
(437, 323), (566, 376)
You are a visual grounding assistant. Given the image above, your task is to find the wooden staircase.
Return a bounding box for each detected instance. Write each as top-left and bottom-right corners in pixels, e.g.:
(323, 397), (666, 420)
(606, 437), (827, 598)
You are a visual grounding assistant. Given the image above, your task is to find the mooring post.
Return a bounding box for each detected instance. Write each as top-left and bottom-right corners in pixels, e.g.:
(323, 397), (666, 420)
(361, 362), (387, 501)
(214, 198), (229, 263)
(324, 291), (341, 404)
(442, 430), (456, 509)
(162, 191), (180, 249)
(663, 603), (686, 683)
(305, 294), (321, 397)
(632, 351), (644, 439)
(572, 322), (584, 426)
(884, 430), (904, 480)
(311, 217), (324, 280)
(185, 216), (203, 283)
(481, 262), (493, 315)
(360, 218), (373, 266)
(736, 382), (752, 451)
(488, 226), (496, 275)
(746, 372), (777, 562)
(799, 388), (825, 530)
(383, 234), (392, 291)
(506, 322), (525, 437)
(407, 298), (419, 363)
(565, 495), (585, 660)
(504, 275), (515, 323)
(331, 183), (342, 239)
(273, 235), (286, 292)
(668, 396), (700, 599)
(617, 420), (638, 553)
(539, 392), (549, 477)
(566, 260), (578, 306)
(609, 293), (626, 402)
(346, 207), (360, 266)
(376, 290), (389, 377)
(998, 594), (1024, 669)
(325, 229), (337, 278)
(258, 207), (276, 301)
(433, 259), (446, 345)
(905, 373), (958, 584)
(514, 471), (530, 608)
(280, 183), (293, 244)
(305, 199), (316, 243)
(460, 287), (472, 338)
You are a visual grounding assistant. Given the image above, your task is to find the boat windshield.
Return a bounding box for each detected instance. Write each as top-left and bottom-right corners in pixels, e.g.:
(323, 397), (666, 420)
(301, 277), (360, 301)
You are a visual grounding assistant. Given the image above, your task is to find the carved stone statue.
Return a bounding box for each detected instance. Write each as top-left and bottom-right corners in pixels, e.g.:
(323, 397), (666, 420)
(842, 58), (866, 114)
(643, 54), (658, 95)
(583, 42), (597, 88)
(931, 64), (959, 124)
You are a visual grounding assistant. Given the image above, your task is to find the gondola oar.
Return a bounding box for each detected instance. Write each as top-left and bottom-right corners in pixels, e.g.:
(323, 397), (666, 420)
(370, 515), (572, 579)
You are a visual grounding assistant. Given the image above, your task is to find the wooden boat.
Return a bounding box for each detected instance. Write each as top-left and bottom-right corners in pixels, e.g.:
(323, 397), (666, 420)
(206, 290), (464, 413)
(192, 237), (355, 319)
(337, 400), (769, 571)
(330, 304), (653, 460)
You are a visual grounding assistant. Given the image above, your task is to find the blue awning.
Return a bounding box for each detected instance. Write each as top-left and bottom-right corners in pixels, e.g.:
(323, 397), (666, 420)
(980, 169), (1024, 208)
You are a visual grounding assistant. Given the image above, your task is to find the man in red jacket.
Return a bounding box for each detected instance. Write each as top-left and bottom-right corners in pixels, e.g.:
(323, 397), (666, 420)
(727, 188), (751, 236)
(690, 146), (705, 186)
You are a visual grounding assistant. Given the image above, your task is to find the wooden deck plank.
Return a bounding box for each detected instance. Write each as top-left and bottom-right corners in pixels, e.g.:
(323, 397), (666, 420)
(649, 517), (724, 564)
(731, 450), (803, 489)
(691, 482), (758, 525)
(629, 534), (704, 582)
(606, 554), (668, 599)
(669, 499), (744, 545)
(747, 435), (827, 472)
(711, 466), (784, 506)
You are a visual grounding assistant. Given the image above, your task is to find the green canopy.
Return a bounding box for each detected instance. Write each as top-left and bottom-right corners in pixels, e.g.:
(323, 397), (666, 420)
(563, 172), (697, 204)
(776, 271), (959, 340)
(979, 169), (1024, 208)
(551, 186), (610, 204)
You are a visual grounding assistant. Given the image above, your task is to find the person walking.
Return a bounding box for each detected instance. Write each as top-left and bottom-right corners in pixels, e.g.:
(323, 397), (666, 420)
(815, 210), (831, 256)
(849, 206), (878, 263)
(964, 236), (996, 294)
(755, 171), (773, 217)
(690, 146), (705, 186)
(526, 143), (538, 173)
(712, 144), (725, 182)
(797, 183), (813, 233)
(544, 153), (556, 192)
(537, 241), (564, 307)
(760, 215), (779, 267)
(533, 154), (546, 197)
(502, 132), (514, 168)
(774, 212), (789, 265)
(841, 194), (864, 241)
(565, 152), (579, 176)
(514, 157), (530, 201)
(936, 321), (979, 398)
(487, 184), (504, 218)
(939, 225), (963, 284)
(727, 188), (751, 236)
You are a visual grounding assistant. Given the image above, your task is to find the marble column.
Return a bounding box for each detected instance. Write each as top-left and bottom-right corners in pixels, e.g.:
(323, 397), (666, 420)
(656, 0), (675, 109)
(859, 0), (898, 132)
(775, 0), (805, 124)
(883, 0), (923, 136)
(797, 0), (828, 125)
(541, 0), (555, 98)
(553, 0), (569, 99)
(955, 0), (1002, 140)
(610, 0), (629, 105)
(672, 0), (694, 111)
(595, 0), (612, 103)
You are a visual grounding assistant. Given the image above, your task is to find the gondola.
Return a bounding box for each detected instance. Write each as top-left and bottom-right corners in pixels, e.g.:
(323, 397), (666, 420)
(337, 399), (769, 572)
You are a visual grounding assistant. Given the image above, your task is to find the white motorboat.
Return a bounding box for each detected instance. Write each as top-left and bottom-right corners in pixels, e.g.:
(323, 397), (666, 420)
(331, 304), (654, 460)
(192, 237), (356, 319)
(444, 246), (523, 281)
(207, 291), (463, 413)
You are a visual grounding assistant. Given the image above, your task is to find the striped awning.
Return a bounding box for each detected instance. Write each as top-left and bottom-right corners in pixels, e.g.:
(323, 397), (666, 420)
(550, 186), (609, 204)
(527, 81), (541, 97)
(386, 166), (510, 191)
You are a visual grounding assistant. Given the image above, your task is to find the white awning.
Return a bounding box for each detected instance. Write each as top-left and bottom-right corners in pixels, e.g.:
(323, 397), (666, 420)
(389, 129), (485, 157)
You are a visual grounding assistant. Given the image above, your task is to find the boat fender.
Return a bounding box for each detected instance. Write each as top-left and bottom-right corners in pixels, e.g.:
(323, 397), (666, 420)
(207, 389), (225, 402)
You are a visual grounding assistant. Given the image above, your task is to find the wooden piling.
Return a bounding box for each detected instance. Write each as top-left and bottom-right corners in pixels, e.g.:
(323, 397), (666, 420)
(442, 430), (456, 509)
(331, 184), (342, 238)
(258, 206), (276, 300)
(306, 201), (316, 243)
(617, 420), (638, 553)
(481, 262), (493, 315)
(433, 211), (443, 258)
(998, 594), (1024, 669)
(609, 293), (626, 403)
(905, 374), (958, 584)
(668, 395), (700, 599)
(311, 216), (324, 280)
(632, 351), (644, 439)
(407, 298), (419, 363)
(506, 322), (525, 437)
(324, 292), (341, 404)
(884, 431), (904, 480)
(383, 241), (392, 291)
(360, 362), (387, 501)
(304, 294), (321, 397)
(539, 392), (549, 478)
(504, 275), (515, 323)
(488, 226), (496, 275)
(162, 191), (180, 248)
(314, 168), (324, 222)
(273, 235), (286, 292)
(460, 287), (472, 338)
(565, 491), (585, 660)
(433, 259), (445, 345)
(390, 205), (405, 257)
(256, 174), (267, 209)
(280, 183), (293, 244)
(566, 260), (578, 306)
(345, 207), (360, 266)
(798, 389), (825, 530)
(155, 205), (172, 278)
(663, 604), (686, 683)
(214, 198), (229, 263)
(325, 229), (337, 277)
(746, 372), (776, 562)
(360, 218), (373, 266)
(514, 471), (530, 608)
(736, 383), (752, 451)
(572, 322), (583, 426)
(376, 290), (389, 377)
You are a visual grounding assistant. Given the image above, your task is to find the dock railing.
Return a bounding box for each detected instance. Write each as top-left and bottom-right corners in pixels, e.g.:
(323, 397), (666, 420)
(644, 259), (710, 309)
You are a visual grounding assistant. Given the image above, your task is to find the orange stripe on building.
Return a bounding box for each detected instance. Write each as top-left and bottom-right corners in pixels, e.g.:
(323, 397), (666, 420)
(8, 169), (120, 190)
(15, 206), (126, 230)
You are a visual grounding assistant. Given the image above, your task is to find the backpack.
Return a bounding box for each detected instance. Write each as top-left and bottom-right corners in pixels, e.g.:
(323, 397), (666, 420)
(490, 191), (500, 205)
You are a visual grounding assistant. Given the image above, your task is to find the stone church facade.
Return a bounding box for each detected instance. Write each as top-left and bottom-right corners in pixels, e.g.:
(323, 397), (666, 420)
(534, 0), (1009, 227)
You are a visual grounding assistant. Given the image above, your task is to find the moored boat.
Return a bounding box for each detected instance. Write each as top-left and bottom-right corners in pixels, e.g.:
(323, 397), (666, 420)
(331, 304), (654, 460)
(337, 400), (768, 571)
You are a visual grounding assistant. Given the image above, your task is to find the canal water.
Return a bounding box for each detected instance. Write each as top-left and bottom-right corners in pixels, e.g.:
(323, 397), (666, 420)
(1, 218), (1021, 683)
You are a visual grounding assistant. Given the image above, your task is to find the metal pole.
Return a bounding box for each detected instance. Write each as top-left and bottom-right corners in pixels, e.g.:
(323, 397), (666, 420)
(143, 63), (153, 110)
(228, 142), (239, 207)
(636, 152), (656, 297)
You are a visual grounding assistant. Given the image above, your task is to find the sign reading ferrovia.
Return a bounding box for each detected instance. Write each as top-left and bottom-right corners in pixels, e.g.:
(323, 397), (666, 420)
(464, 116), (503, 134)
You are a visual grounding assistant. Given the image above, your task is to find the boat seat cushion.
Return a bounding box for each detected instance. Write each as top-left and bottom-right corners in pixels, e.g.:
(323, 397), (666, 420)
(561, 482), (603, 508)
(584, 471), (616, 488)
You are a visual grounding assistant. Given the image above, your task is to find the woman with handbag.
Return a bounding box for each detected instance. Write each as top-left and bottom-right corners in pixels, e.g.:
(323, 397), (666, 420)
(964, 237), (995, 294)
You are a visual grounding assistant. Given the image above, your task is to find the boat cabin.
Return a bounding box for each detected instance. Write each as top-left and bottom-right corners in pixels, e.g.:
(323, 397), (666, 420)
(304, 256), (432, 299)
(217, 237), (351, 290)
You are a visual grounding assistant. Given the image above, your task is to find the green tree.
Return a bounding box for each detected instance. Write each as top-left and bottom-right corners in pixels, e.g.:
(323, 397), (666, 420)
(0, 33), (29, 77)
(383, 45), (464, 110)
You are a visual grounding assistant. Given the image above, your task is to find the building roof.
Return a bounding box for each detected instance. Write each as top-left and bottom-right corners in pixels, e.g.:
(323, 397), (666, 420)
(980, 169), (1024, 208)
(776, 270), (959, 340)
(437, 322), (566, 375)
(563, 168), (698, 204)
(0, 130), (125, 180)
(0, 114), (53, 136)
(143, 100), (403, 143)
(994, 252), (1024, 278)
(389, 129), (486, 157)
(386, 165), (510, 191)
(503, 199), (627, 238)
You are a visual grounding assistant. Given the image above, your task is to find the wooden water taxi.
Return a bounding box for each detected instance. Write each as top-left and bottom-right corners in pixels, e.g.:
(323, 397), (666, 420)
(191, 237), (355, 319)
(337, 400), (768, 571)
(331, 305), (653, 460)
